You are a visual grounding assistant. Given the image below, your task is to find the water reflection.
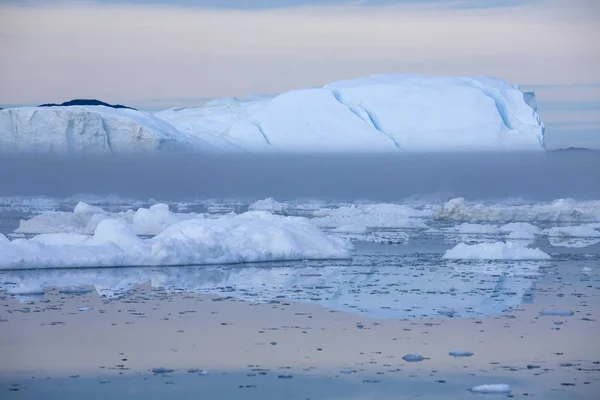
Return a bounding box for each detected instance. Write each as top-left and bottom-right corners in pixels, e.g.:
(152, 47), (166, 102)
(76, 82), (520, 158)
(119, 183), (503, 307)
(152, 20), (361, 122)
(0, 259), (543, 319)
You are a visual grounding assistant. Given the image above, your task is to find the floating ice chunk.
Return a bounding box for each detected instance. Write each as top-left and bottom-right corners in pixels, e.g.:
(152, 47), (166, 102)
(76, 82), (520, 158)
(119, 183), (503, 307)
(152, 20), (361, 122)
(313, 203), (428, 230)
(449, 350), (474, 357)
(151, 367), (174, 374)
(59, 287), (94, 295)
(506, 231), (536, 240)
(539, 310), (574, 317)
(6, 285), (45, 295)
(16, 211), (88, 234)
(340, 368), (354, 374)
(248, 198), (284, 213)
(499, 222), (541, 235)
(78, 307), (90, 312)
(547, 226), (600, 238)
(582, 267), (593, 274)
(469, 384), (511, 394)
(443, 242), (550, 260)
(74, 202), (106, 215)
(0, 211), (351, 270)
(435, 198), (600, 223)
(453, 223), (499, 234)
(402, 354), (425, 362)
(132, 203), (195, 236)
(548, 237), (600, 248)
(331, 224), (369, 234)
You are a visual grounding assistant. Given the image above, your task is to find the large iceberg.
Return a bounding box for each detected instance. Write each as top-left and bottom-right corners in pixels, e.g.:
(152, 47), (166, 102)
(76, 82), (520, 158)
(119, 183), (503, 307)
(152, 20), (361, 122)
(0, 75), (545, 153)
(0, 211), (351, 270)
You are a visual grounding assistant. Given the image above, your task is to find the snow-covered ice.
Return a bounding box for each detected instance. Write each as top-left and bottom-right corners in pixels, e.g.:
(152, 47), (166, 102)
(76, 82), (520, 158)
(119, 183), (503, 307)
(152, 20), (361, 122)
(0, 211), (351, 270)
(443, 242), (550, 260)
(1, 75), (545, 153)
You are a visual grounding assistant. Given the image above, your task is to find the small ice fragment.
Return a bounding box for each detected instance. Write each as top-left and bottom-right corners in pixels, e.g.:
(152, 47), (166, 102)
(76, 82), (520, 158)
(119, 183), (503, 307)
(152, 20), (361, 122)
(402, 354), (425, 362)
(59, 288), (93, 295)
(449, 350), (474, 357)
(152, 367), (174, 374)
(539, 310), (574, 317)
(582, 267), (592, 274)
(198, 370), (209, 376)
(469, 384), (511, 394)
(78, 307), (90, 312)
(340, 368), (354, 374)
(437, 310), (456, 318)
(7, 286), (45, 295)
(277, 374), (293, 379)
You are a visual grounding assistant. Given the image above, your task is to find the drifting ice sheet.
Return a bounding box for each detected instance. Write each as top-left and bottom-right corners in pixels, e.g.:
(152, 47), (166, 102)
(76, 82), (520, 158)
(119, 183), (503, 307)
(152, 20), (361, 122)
(0, 211), (351, 270)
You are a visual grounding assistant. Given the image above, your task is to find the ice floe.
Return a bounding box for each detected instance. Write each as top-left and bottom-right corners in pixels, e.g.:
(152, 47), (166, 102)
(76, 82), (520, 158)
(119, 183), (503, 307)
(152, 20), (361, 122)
(469, 384), (511, 394)
(443, 242), (550, 260)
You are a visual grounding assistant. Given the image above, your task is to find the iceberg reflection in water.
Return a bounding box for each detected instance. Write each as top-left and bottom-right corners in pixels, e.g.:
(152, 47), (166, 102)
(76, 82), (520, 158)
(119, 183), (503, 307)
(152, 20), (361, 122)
(0, 258), (542, 319)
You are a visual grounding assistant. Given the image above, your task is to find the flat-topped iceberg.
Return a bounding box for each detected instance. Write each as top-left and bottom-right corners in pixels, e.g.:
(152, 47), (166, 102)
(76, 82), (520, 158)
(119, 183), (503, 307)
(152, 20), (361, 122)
(1, 75), (545, 153)
(0, 211), (351, 270)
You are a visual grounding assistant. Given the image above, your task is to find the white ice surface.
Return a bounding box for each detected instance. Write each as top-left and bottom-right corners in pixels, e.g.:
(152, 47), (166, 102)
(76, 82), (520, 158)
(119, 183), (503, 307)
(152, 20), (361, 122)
(443, 241), (550, 260)
(0, 211), (351, 270)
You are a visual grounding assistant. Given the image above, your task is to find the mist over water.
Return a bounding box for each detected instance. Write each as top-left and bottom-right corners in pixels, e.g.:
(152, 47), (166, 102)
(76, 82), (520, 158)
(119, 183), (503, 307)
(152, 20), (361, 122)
(1, 151), (599, 201)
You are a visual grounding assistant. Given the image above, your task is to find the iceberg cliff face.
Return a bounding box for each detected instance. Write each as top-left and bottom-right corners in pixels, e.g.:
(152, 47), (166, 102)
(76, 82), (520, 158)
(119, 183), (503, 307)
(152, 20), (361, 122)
(0, 106), (214, 154)
(0, 75), (545, 153)
(155, 75), (545, 152)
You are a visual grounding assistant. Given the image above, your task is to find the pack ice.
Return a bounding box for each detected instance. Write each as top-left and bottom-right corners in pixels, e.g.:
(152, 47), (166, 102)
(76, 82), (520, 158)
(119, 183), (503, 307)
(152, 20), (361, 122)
(0, 75), (545, 153)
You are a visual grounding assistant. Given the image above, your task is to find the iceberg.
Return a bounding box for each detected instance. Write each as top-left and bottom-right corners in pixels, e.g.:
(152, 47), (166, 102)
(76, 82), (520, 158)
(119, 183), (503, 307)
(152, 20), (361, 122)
(1, 75), (545, 153)
(0, 211), (351, 270)
(0, 106), (217, 154)
(15, 202), (205, 236)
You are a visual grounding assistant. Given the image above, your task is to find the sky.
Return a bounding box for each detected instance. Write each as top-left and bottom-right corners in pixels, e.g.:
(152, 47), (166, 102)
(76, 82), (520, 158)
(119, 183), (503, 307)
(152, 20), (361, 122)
(0, 0), (598, 148)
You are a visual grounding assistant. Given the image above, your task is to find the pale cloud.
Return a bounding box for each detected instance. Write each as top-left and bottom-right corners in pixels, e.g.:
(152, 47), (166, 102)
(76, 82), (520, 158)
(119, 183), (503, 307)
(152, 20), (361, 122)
(0, 0), (598, 104)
